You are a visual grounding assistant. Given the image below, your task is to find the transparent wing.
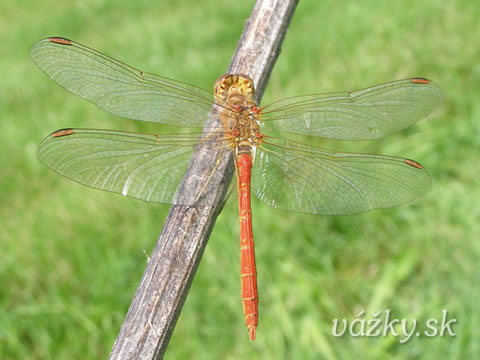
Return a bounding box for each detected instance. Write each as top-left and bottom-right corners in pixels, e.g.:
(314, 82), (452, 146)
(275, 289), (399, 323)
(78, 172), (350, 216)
(252, 137), (432, 215)
(31, 37), (216, 128)
(261, 78), (444, 140)
(38, 128), (229, 204)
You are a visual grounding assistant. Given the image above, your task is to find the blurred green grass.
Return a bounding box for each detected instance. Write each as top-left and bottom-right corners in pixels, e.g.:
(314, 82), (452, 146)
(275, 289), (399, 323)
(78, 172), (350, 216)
(1, 0), (479, 359)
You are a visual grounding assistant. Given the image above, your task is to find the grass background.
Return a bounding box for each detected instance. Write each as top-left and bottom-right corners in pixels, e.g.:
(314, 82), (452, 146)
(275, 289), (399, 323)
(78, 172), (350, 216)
(1, 0), (478, 359)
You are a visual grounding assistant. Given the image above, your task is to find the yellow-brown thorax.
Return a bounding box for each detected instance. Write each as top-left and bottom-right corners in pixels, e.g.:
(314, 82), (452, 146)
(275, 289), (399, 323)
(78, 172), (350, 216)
(213, 74), (263, 156)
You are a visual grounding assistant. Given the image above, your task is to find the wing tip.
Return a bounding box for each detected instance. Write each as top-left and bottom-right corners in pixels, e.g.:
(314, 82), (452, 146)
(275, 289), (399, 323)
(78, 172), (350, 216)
(404, 158), (424, 169)
(411, 77), (445, 104)
(411, 77), (431, 84)
(48, 37), (72, 46)
(51, 128), (75, 138)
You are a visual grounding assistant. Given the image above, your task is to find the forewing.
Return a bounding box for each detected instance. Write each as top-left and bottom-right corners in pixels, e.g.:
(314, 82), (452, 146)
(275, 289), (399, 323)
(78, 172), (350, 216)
(31, 38), (215, 128)
(261, 78), (444, 140)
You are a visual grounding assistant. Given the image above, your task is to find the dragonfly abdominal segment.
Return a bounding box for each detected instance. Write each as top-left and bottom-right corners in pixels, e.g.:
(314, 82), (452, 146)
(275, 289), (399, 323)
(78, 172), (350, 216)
(236, 153), (258, 341)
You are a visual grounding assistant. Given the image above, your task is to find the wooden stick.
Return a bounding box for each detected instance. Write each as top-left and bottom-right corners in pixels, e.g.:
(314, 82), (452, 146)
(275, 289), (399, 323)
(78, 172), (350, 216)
(109, 1), (298, 358)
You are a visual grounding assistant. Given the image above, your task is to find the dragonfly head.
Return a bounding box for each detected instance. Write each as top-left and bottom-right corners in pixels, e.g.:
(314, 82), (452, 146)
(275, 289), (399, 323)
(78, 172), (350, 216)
(214, 74), (256, 108)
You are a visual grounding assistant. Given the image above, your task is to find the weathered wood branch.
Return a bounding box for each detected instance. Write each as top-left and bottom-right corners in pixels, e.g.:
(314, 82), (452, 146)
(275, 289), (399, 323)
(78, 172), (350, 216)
(109, 1), (298, 358)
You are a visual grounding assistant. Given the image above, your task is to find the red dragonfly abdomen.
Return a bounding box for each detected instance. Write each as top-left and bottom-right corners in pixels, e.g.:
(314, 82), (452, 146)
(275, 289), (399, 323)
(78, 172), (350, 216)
(236, 153), (258, 341)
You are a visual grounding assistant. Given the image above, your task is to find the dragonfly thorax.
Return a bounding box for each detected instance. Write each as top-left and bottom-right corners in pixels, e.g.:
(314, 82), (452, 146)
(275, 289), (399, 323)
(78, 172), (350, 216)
(227, 103), (263, 156)
(214, 74), (263, 156)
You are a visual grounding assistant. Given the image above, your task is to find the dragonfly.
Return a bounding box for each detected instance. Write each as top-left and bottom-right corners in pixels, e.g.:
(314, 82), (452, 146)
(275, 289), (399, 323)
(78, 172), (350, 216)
(31, 37), (443, 341)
